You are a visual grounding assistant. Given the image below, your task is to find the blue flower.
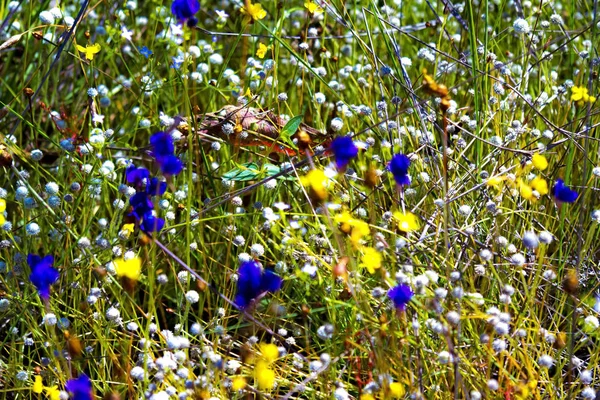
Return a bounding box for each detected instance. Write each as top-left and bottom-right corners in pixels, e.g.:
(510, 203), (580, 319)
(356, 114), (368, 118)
(126, 165), (150, 187)
(27, 254), (59, 300)
(140, 212), (165, 233)
(235, 260), (282, 309)
(552, 179), (578, 203)
(388, 284), (413, 310)
(150, 132), (175, 158)
(129, 192), (154, 220)
(139, 46), (153, 59)
(330, 136), (358, 169)
(147, 177), (167, 196)
(389, 153), (411, 186)
(65, 374), (92, 400)
(171, 0), (200, 26)
(157, 155), (183, 176)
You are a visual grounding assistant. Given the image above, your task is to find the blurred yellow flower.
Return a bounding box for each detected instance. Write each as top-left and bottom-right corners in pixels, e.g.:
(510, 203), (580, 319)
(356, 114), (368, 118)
(530, 176), (548, 196)
(518, 179), (535, 201)
(122, 223), (135, 234)
(361, 395), (375, 400)
(45, 386), (61, 400)
(393, 211), (419, 232)
(335, 211), (370, 245)
(486, 175), (505, 187)
(300, 169), (329, 201)
(241, 1), (267, 21)
(571, 86), (596, 106)
(259, 343), (279, 362)
(256, 43), (268, 59)
(254, 360), (275, 389)
(531, 154), (548, 170)
(0, 199), (6, 213)
(389, 381), (405, 397)
(232, 376), (247, 391)
(114, 255), (142, 280)
(304, 1), (323, 14)
(33, 375), (43, 394)
(76, 43), (101, 60)
(361, 247), (381, 274)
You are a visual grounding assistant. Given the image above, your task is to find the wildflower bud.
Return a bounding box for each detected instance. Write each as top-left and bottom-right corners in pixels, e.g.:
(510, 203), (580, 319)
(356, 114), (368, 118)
(562, 269), (579, 295)
(333, 256), (349, 279)
(364, 166), (379, 189)
(553, 332), (567, 349)
(23, 87), (34, 97)
(0, 145), (13, 167)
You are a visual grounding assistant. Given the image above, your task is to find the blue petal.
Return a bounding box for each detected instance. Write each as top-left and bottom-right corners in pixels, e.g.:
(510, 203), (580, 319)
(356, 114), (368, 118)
(141, 213), (165, 232)
(388, 284), (413, 310)
(389, 154), (411, 186)
(150, 131), (175, 158)
(27, 254), (42, 268)
(158, 155), (183, 176)
(331, 136), (358, 169)
(147, 177), (167, 196)
(260, 269), (282, 293)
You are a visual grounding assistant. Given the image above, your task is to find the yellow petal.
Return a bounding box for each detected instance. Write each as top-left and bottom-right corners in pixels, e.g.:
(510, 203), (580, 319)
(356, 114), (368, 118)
(0, 199), (6, 212)
(389, 382), (405, 397)
(256, 43), (268, 59)
(33, 376), (43, 394)
(45, 386), (61, 400)
(254, 361), (275, 389)
(361, 247), (381, 274)
(232, 376), (247, 391)
(259, 343), (279, 362)
(518, 179), (535, 201)
(393, 211), (419, 232)
(304, 1), (323, 14)
(530, 176), (548, 196)
(531, 154), (548, 170)
(76, 44), (86, 53)
(486, 176), (505, 187)
(114, 256), (142, 280)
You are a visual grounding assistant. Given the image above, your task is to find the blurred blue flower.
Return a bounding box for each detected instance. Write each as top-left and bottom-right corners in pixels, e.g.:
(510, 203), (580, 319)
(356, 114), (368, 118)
(129, 192), (154, 220)
(141, 213), (165, 233)
(157, 155), (183, 176)
(139, 46), (153, 59)
(171, 0), (200, 26)
(147, 177), (167, 196)
(65, 373), (92, 400)
(27, 254), (59, 300)
(388, 284), (413, 310)
(126, 165), (150, 187)
(330, 136), (358, 169)
(552, 179), (578, 203)
(235, 260), (282, 309)
(389, 153), (411, 186)
(150, 132), (175, 158)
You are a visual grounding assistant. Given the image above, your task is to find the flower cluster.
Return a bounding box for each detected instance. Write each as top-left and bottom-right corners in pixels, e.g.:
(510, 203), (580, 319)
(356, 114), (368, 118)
(150, 131), (183, 176)
(126, 164), (168, 233)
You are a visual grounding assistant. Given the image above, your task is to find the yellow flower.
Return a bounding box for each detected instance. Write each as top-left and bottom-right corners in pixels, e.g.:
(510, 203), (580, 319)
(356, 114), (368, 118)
(232, 376), (247, 391)
(361, 247), (381, 274)
(254, 360), (275, 389)
(259, 343), (279, 362)
(304, 1), (323, 14)
(0, 199), (6, 213)
(486, 175), (506, 187)
(33, 375), (43, 394)
(393, 211), (419, 232)
(334, 211), (370, 245)
(531, 154), (548, 170)
(241, 1), (267, 21)
(114, 255), (142, 280)
(361, 395), (375, 400)
(389, 381), (405, 397)
(45, 386), (61, 400)
(518, 179), (535, 201)
(530, 176), (548, 196)
(571, 86), (596, 106)
(256, 43), (268, 59)
(300, 169), (329, 201)
(122, 223), (135, 234)
(76, 43), (101, 60)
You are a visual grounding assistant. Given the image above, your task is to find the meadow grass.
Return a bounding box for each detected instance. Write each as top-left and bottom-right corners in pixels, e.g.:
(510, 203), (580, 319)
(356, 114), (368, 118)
(0, 0), (599, 399)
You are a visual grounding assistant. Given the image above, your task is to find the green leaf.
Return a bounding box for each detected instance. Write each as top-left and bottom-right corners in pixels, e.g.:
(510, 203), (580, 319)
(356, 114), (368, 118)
(280, 115), (302, 149)
(222, 162), (262, 182)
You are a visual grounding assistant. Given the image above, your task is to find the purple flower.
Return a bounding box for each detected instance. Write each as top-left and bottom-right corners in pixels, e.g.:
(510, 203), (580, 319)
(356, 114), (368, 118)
(157, 155), (183, 176)
(389, 153), (411, 186)
(235, 260), (282, 309)
(388, 284), (413, 310)
(66, 374), (92, 400)
(27, 254), (59, 300)
(330, 136), (358, 169)
(141, 212), (165, 233)
(171, 0), (200, 26)
(126, 165), (150, 187)
(552, 179), (578, 203)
